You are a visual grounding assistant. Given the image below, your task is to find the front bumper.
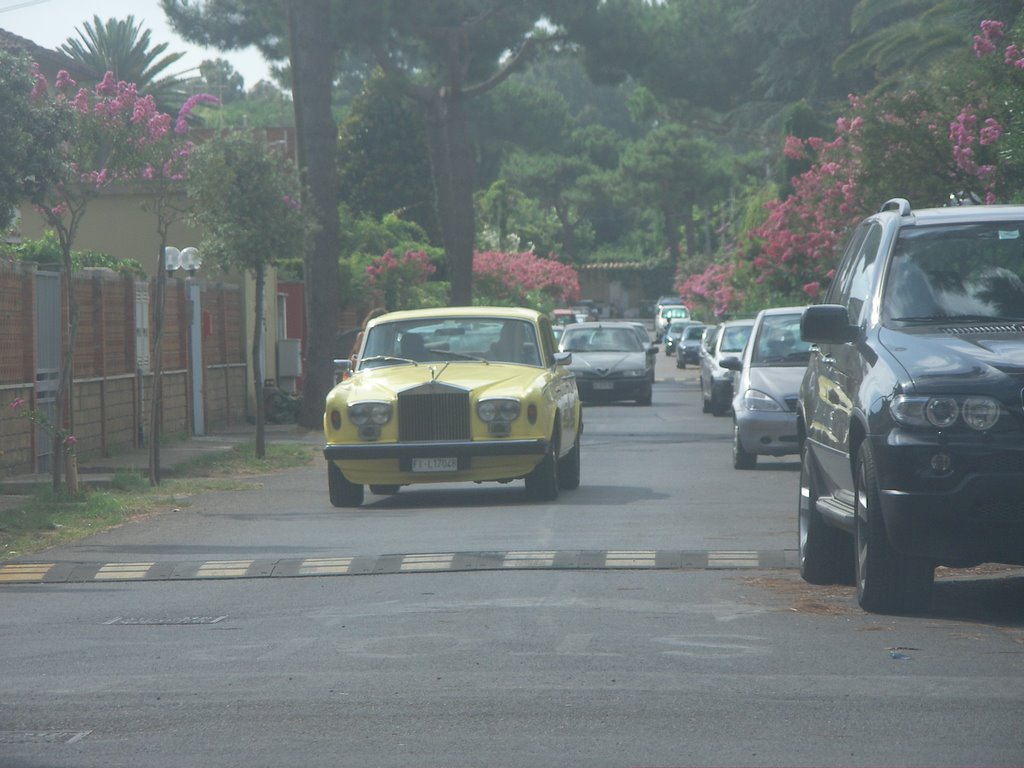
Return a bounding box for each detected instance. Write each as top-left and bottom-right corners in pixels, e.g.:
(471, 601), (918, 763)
(324, 438), (549, 485)
(575, 378), (651, 401)
(734, 409), (798, 457)
(872, 433), (1024, 565)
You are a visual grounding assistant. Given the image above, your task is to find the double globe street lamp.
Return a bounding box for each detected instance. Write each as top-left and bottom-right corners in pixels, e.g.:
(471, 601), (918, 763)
(162, 246), (205, 436)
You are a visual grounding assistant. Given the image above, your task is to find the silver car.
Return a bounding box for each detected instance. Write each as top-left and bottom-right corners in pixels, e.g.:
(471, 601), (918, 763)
(721, 307), (811, 469)
(699, 318), (753, 416)
(559, 321), (656, 406)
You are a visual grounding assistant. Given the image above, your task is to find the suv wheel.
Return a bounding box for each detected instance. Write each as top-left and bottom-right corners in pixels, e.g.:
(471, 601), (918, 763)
(854, 443), (933, 613)
(798, 444), (854, 584)
(732, 422), (756, 469)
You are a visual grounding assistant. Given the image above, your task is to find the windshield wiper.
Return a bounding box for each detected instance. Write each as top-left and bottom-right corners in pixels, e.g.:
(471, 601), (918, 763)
(433, 350), (489, 363)
(359, 355), (419, 366)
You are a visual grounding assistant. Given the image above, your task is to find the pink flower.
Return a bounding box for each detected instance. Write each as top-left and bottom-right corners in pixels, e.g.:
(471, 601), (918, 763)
(802, 282), (821, 298)
(10, 398), (26, 409)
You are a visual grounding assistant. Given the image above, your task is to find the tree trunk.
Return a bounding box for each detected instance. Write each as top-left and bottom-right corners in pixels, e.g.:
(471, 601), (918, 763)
(289, 0), (341, 429)
(423, 90), (477, 306)
(253, 265), (266, 459)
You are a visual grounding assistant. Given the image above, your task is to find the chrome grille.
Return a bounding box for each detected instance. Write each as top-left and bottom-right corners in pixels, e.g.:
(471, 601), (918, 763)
(398, 389), (470, 441)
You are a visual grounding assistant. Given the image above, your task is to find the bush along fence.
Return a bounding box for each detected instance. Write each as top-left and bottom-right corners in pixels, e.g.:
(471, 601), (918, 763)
(0, 259), (247, 478)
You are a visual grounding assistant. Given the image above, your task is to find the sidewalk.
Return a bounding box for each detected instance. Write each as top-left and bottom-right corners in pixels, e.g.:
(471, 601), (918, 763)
(0, 423), (323, 508)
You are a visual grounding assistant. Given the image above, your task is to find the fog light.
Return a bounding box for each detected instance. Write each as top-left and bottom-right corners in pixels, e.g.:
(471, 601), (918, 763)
(930, 453), (953, 474)
(330, 410), (342, 430)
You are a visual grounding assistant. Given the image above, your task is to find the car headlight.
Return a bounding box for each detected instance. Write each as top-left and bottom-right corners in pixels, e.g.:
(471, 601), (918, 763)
(348, 401), (392, 426)
(890, 394), (1002, 431)
(477, 398), (520, 423)
(621, 368), (647, 378)
(742, 389), (783, 412)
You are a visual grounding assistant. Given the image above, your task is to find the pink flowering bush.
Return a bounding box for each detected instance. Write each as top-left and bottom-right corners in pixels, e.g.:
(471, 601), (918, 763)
(473, 251), (581, 313)
(365, 249), (445, 310)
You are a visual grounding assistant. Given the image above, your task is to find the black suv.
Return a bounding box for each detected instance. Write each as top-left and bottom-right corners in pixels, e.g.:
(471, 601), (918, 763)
(797, 198), (1024, 613)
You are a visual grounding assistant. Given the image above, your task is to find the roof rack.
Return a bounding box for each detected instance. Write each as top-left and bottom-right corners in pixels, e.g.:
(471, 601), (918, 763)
(879, 198), (911, 215)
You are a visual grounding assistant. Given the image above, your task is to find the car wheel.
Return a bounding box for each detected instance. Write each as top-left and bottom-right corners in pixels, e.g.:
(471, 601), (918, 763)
(732, 422), (757, 469)
(557, 432), (581, 490)
(369, 484), (400, 495)
(636, 384), (653, 406)
(676, 357), (685, 369)
(525, 428), (560, 501)
(700, 377), (711, 413)
(328, 461), (364, 507)
(711, 389), (729, 417)
(798, 443), (854, 585)
(854, 443), (933, 613)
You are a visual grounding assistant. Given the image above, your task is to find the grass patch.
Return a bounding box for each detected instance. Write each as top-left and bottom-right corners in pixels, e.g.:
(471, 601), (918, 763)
(0, 441), (318, 561)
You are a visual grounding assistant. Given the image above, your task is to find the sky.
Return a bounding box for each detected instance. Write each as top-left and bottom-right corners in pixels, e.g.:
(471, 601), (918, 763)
(0, 0), (274, 87)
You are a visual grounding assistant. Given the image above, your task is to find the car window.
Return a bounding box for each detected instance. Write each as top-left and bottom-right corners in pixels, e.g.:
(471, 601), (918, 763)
(751, 314), (812, 365)
(825, 221), (871, 304)
(683, 325), (706, 340)
(883, 221), (1024, 322)
(561, 326), (644, 352)
(834, 222), (882, 324)
(361, 317), (542, 367)
(718, 324), (752, 354)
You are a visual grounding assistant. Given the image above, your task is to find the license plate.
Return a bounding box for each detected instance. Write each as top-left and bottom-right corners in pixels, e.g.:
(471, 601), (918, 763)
(592, 381), (614, 390)
(411, 457), (458, 472)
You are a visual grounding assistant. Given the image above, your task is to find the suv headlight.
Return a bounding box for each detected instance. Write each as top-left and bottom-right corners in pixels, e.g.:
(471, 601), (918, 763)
(890, 394), (1001, 431)
(348, 401), (392, 426)
(742, 389), (783, 412)
(477, 398), (520, 423)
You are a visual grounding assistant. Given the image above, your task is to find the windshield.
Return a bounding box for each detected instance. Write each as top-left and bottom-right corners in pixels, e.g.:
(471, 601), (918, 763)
(750, 314), (811, 366)
(884, 221), (1024, 322)
(561, 326), (645, 352)
(360, 317), (542, 368)
(683, 325), (706, 341)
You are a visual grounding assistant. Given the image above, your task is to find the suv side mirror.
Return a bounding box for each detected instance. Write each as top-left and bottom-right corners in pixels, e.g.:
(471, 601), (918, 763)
(801, 304), (859, 344)
(719, 356), (743, 371)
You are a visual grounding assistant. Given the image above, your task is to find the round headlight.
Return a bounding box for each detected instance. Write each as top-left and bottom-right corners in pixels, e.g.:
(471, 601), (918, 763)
(961, 397), (1000, 431)
(348, 401), (391, 426)
(477, 399), (520, 422)
(925, 397), (959, 428)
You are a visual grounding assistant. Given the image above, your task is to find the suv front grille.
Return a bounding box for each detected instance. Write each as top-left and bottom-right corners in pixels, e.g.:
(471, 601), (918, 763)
(398, 389), (470, 441)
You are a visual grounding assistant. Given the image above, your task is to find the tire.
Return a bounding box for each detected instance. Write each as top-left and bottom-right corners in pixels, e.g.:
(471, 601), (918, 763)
(369, 484), (400, 495)
(328, 461), (364, 507)
(525, 428), (560, 501)
(854, 443), (933, 613)
(636, 384), (653, 406)
(700, 377), (712, 414)
(798, 443), (854, 585)
(710, 388), (729, 417)
(676, 357), (685, 369)
(557, 433), (581, 490)
(732, 422), (756, 469)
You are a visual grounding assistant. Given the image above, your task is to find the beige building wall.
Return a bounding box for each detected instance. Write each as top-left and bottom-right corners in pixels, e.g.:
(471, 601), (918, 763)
(17, 188), (283, 416)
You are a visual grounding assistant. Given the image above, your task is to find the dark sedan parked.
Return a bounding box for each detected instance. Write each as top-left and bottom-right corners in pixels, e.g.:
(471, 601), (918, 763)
(559, 322), (657, 405)
(675, 323), (706, 368)
(797, 198), (1024, 614)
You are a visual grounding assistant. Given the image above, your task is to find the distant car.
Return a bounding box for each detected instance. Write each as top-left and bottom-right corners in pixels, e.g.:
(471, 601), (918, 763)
(662, 319), (692, 357)
(797, 198), (1024, 613)
(559, 321), (656, 406)
(675, 323), (706, 368)
(699, 318), (754, 416)
(323, 306), (582, 506)
(721, 307), (810, 469)
(655, 304), (690, 341)
(628, 320), (653, 347)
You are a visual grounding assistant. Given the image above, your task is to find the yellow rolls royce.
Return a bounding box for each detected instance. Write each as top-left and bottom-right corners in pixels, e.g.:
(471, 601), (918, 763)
(323, 307), (582, 506)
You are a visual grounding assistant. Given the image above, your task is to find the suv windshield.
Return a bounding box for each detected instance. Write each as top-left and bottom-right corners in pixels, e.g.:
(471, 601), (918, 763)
(884, 222), (1024, 322)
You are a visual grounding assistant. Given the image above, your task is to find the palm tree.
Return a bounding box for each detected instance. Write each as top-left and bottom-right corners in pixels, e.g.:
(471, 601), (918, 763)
(60, 15), (196, 115)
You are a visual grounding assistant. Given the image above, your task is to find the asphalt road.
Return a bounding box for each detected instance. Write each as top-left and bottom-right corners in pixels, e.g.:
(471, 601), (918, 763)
(2, 350), (1023, 768)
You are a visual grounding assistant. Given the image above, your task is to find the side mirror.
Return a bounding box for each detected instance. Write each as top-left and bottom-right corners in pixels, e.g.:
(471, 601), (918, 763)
(647, 345), (659, 355)
(554, 351), (572, 366)
(719, 356), (743, 371)
(801, 304), (859, 344)
(333, 358), (353, 384)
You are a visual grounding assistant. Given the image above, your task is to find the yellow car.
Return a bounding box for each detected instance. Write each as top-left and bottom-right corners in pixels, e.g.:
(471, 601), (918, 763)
(323, 307), (582, 506)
